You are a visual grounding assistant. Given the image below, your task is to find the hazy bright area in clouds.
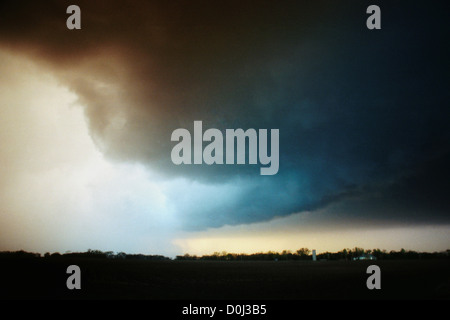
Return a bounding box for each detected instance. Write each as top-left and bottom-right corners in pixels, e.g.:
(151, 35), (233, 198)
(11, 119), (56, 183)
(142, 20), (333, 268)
(0, 50), (181, 255)
(0, 1), (449, 257)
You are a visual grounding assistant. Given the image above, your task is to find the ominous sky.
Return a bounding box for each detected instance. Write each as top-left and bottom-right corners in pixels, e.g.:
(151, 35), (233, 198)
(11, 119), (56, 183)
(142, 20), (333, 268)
(0, 0), (449, 256)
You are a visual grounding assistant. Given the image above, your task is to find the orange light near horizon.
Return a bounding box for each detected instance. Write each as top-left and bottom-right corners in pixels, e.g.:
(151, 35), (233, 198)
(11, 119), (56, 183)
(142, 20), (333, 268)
(173, 225), (450, 256)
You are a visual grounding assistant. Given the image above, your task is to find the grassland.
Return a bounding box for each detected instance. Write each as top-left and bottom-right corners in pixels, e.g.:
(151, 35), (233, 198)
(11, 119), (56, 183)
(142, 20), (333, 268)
(1, 258), (449, 299)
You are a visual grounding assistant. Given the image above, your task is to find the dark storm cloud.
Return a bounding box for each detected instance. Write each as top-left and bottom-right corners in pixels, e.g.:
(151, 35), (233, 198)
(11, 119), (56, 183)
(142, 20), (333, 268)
(308, 150), (450, 228)
(0, 0), (448, 229)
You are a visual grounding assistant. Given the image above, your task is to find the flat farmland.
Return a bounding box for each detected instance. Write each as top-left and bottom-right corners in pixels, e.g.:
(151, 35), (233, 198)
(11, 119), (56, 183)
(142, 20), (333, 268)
(1, 258), (449, 299)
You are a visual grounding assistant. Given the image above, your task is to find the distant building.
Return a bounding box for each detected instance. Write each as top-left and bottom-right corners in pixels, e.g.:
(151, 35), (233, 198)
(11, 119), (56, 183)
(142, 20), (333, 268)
(352, 254), (377, 261)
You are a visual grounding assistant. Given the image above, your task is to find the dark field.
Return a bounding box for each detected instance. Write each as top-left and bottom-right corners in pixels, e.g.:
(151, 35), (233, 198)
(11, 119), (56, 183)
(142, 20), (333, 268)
(1, 258), (449, 300)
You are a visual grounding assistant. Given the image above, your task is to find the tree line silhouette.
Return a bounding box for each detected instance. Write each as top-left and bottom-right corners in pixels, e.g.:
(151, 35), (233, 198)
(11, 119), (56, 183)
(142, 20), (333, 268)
(175, 247), (450, 261)
(0, 247), (449, 261)
(0, 249), (169, 260)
